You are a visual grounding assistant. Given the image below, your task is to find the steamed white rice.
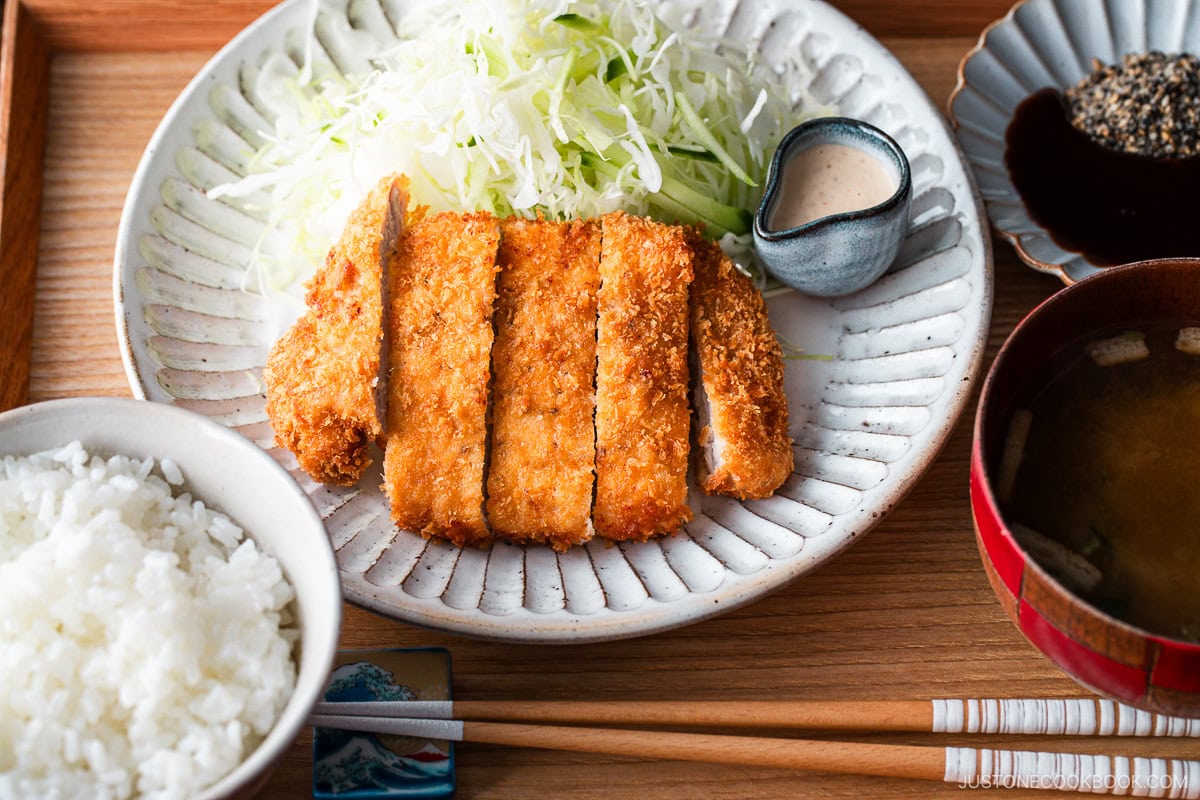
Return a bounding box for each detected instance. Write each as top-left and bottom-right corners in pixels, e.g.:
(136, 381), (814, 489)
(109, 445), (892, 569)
(0, 441), (297, 800)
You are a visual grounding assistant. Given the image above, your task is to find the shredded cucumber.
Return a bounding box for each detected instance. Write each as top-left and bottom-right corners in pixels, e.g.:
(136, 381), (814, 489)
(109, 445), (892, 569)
(210, 0), (820, 291)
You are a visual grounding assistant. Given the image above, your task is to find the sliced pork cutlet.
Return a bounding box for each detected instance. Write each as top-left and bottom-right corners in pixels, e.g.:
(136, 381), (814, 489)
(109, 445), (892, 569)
(264, 174), (407, 486)
(593, 211), (695, 542)
(486, 217), (600, 550)
(688, 232), (793, 499)
(384, 211), (500, 547)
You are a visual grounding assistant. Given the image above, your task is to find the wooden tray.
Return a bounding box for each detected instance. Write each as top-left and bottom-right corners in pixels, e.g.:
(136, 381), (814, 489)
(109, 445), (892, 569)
(3, 1), (1196, 797)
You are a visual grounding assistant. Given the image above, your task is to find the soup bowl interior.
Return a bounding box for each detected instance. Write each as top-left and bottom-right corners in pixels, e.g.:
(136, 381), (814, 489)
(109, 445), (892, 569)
(971, 258), (1200, 717)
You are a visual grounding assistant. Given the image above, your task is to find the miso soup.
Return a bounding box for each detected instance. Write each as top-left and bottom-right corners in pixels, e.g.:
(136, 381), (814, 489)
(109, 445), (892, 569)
(1000, 323), (1200, 642)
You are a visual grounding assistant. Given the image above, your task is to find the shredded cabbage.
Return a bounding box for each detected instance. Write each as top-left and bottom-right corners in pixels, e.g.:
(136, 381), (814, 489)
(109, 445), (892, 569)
(210, 0), (820, 292)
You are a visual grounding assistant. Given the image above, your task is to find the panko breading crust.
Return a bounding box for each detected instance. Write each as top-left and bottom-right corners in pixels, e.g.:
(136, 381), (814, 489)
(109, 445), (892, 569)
(689, 231), (793, 499)
(263, 174), (407, 486)
(593, 212), (694, 542)
(384, 211), (501, 547)
(268, 187), (794, 545)
(487, 218), (601, 550)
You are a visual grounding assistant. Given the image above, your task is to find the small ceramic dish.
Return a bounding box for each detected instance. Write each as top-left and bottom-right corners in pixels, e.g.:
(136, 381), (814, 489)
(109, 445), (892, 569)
(752, 116), (912, 297)
(949, 0), (1200, 284)
(0, 397), (343, 799)
(971, 259), (1200, 716)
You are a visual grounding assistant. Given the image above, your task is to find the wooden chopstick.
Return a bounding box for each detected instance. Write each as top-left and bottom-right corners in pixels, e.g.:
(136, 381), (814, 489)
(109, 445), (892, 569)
(309, 698), (1200, 737)
(305, 715), (1200, 797)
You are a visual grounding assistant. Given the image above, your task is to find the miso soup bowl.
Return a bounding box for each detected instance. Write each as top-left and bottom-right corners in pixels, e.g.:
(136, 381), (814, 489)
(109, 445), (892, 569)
(971, 258), (1200, 717)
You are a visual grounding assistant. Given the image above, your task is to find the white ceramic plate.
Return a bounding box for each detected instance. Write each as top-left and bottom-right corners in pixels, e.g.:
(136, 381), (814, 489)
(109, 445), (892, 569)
(949, 0), (1200, 284)
(115, 0), (992, 643)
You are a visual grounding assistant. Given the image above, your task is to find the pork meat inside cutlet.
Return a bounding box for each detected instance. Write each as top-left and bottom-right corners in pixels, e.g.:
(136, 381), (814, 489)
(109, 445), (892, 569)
(264, 174), (408, 486)
(688, 231), (792, 499)
(593, 211), (694, 542)
(486, 217), (600, 550)
(384, 210), (500, 547)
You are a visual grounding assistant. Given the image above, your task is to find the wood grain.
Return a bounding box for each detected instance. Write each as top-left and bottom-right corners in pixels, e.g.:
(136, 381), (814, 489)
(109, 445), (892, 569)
(17, 0), (279, 52)
(0, 0), (50, 412)
(836, 0), (1015, 38)
(457, 722), (952, 783)
(9, 6), (1196, 800)
(30, 51), (206, 401)
(14, 0), (1019, 48)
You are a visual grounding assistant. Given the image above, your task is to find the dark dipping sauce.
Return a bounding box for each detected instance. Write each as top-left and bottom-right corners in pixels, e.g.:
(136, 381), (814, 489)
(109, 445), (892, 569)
(1005, 87), (1200, 266)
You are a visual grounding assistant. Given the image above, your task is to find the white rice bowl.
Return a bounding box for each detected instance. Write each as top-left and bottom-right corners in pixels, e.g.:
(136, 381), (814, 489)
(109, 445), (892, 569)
(0, 441), (297, 800)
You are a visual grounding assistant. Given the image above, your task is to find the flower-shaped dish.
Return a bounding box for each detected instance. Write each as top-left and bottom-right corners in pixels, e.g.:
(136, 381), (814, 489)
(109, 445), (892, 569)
(949, 0), (1200, 284)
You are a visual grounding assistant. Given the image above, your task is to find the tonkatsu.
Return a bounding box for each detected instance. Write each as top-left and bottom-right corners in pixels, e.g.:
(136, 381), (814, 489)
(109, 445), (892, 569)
(592, 211), (695, 542)
(688, 231), (793, 499)
(263, 174), (407, 486)
(383, 210), (501, 547)
(266, 189), (793, 548)
(486, 217), (601, 550)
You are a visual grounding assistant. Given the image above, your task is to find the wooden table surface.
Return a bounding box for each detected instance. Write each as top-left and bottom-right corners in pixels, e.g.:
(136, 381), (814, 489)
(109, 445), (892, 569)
(6, 0), (1199, 797)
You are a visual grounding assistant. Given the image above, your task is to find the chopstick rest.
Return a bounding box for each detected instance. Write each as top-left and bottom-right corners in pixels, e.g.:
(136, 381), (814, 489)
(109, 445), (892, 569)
(312, 647), (455, 799)
(303, 716), (1200, 797)
(310, 697), (1200, 737)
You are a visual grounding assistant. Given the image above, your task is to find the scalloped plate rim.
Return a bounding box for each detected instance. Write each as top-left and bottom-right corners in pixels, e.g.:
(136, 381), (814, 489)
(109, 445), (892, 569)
(946, 0), (1197, 285)
(113, 0), (994, 643)
(947, 0), (1082, 284)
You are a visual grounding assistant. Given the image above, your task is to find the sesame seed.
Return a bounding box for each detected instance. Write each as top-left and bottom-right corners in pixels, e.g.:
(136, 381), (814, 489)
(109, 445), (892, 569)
(1065, 51), (1200, 158)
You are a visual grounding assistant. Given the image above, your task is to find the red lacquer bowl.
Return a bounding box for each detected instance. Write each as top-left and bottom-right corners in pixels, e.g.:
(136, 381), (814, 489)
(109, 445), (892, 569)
(971, 258), (1200, 717)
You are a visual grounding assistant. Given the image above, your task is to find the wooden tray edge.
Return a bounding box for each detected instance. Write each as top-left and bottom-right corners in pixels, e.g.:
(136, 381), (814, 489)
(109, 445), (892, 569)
(0, 0), (50, 413)
(0, 0), (279, 414)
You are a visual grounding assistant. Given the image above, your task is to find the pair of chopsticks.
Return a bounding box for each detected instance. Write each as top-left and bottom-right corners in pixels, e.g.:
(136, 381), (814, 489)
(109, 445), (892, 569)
(308, 698), (1200, 796)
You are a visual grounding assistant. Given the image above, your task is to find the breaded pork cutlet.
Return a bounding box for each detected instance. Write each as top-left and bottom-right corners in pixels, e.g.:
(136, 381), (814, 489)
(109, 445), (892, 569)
(593, 211), (694, 542)
(384, 211), (500, 547)
(688, 232), (793, 499)
(486, 218), (601, 550)
(264, 174), (407, 486)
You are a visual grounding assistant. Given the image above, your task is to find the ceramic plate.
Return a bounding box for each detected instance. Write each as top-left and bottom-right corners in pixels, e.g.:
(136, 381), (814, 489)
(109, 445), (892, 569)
(949, 0), (1200, 284)
(115, 0), (992, 643)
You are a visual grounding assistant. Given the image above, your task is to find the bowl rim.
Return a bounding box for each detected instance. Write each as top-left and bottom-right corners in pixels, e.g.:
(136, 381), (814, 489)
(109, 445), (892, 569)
(973, 257), (1200, 651)
(0, 396), (344, 799)
(753, 115), (913, 241)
